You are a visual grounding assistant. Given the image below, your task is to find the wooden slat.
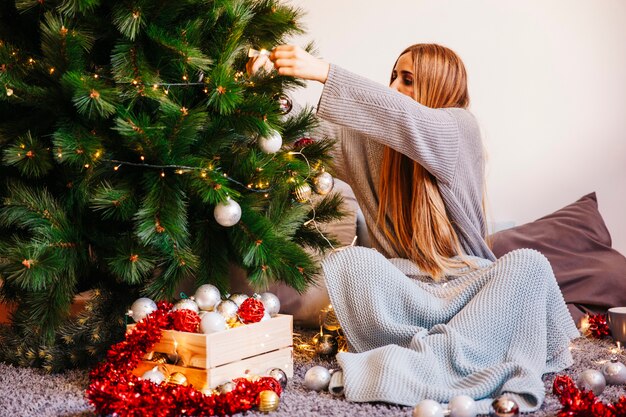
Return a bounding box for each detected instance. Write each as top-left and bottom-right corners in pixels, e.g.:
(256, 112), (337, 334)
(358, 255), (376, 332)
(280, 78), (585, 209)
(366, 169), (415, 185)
(132, 347), (293, 391)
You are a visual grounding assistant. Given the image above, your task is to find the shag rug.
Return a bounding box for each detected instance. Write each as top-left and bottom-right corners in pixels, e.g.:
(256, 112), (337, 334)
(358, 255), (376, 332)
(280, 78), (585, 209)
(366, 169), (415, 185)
(1, 331), (625, 417)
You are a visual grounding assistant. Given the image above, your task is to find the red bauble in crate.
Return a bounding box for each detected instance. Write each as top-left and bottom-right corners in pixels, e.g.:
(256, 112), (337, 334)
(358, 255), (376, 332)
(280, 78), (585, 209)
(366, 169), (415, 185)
(238, 298), (265, 324)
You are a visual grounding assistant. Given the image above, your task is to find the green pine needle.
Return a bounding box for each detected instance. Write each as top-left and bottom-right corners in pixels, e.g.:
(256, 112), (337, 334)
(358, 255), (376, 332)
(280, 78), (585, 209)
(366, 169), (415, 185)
(3, 131), (54, 178)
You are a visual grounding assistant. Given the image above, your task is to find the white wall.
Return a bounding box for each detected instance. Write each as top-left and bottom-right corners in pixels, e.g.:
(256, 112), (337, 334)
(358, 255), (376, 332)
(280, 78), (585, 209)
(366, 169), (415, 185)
(287, 0), (626, 255)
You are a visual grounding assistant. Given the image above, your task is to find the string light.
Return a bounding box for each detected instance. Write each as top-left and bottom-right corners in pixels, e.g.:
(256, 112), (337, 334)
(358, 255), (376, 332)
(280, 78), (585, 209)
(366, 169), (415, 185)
(49, 67), (55, 74)
(140, 155), (145, 161)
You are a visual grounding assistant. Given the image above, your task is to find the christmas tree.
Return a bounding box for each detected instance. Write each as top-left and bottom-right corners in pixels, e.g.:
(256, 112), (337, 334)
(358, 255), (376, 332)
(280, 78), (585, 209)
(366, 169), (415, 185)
(0, 0), (343, 371)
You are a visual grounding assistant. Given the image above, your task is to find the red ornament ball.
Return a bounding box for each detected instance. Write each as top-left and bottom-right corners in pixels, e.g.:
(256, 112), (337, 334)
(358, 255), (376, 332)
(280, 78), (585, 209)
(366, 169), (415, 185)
(237, 298), (265, 324)
(166, 309), (201, 333)
(293, 137), (314, 149)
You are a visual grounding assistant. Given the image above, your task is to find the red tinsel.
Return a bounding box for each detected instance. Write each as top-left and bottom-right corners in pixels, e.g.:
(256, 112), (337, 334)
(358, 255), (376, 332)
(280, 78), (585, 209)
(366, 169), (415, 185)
(552, 375), (626, 417)
(237, 298), (265, 324)
(588, 314), (612, 339)
(166, 309), (201, 333)
(292, 137), (314, 148)
(86, 302), (281, 416)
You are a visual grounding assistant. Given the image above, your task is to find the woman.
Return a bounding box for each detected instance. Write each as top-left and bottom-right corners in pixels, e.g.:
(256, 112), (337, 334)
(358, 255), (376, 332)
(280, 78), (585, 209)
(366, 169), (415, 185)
(252, 44), (578, 413)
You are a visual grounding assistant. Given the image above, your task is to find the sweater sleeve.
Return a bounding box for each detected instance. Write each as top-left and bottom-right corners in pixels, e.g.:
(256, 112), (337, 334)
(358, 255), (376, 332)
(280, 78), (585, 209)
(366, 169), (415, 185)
(317, 64), (462, 186)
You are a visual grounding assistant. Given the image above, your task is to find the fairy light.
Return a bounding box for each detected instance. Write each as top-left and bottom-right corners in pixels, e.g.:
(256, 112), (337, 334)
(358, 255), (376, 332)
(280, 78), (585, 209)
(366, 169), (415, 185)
(152, 84), (158, 90)
(113, 165), (120, 171)
(200, 171), (207, 178)
(132, 10), (140, 19)
(93, 74), (99, 79)
(49, 67), (55, 74)
(132, 79), (138, 86)
(84, 164), (90, 169)
(182, 74), (188, 81)
(6, 87), (14, 96)
(140, 155), (145, 161)
(19, 144), (25, 149)
(160, 171), (165, 178)
(176, 169), (183, 175)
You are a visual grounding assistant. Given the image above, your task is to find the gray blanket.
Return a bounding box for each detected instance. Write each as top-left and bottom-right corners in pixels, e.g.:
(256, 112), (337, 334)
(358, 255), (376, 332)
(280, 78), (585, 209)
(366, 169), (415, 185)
(322, 246), (580, 413)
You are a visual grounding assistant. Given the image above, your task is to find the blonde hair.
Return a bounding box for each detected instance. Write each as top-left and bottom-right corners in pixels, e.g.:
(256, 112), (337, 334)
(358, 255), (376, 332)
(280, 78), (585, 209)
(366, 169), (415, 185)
(377, 44), (479, 281)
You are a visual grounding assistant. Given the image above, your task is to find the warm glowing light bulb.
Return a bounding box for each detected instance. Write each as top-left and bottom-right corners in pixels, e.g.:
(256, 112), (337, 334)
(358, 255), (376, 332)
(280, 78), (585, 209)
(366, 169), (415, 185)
(140, 155), (145, 161)
(49, 67), (55, 74)
(113, 165), (120, 171)
(160, 171), (166, 178)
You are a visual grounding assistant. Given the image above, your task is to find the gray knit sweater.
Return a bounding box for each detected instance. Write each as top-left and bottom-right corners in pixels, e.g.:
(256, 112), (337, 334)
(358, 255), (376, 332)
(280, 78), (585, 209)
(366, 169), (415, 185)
(317, 64), (495, 261)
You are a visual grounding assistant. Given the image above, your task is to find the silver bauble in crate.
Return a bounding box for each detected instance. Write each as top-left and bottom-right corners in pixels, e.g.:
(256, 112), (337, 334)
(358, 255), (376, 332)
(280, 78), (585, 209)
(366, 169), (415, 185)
(200, 311), (227, 334)
(214, 197), (242, 227)
(260, 292), (280, 316)
(294, 183), (312, 203)
(490, 396), (519, 417)
(258, 129), (283, 154)
(172, 298), (200, 314)
(216, 299), (239, 322)
(576, 369), (606, 395)
(142, 366), (166, 384)
(602, 359), (626, 385)
(303, 365), (331, 391)
(412, 399), (444, 417)
(267, 368), (288, 389)
(313, 171), (334, 195)
(229, 293), (249, 307)
(328, 370), (344, 397)
(194, 284), (221, 311)
(449, 395), (478, 417)
(128, 297), (157, 323)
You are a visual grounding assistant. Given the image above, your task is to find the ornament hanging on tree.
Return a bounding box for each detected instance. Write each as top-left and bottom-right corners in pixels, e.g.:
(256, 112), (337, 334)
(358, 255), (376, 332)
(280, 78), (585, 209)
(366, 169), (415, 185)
(313, 171), (334, 195)
(260, 292), (281, 316)
(128, 297), (157, 323)
(214, 197), (242, 227)
(276, 94), (293, 115)
(293, 137), (314, 149)
(193, 284), (221, 311)
(258, 129), (283, 154)
(141, 366), (166, 384)
(294, 183), (312, 203)
(200, 311), (227, 334)
(171, 298), (200, 314)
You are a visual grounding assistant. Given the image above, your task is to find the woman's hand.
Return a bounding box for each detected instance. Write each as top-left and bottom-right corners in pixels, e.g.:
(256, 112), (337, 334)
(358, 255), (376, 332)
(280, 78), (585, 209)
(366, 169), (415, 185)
(246, 54), (273, 76)
(269, 45), (330, 83)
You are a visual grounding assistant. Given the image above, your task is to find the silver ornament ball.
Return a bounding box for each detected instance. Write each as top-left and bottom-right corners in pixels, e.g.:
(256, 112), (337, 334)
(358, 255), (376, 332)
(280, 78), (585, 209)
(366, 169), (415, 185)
(172, 298), (200, 314)
(129, 297), (157, 323)
(229, 293), (249, 307)
(216, 299), (239, 321)
(214, 197), (242, 227)
(313, 171), (334, 195)
(303, 365), (331, 391)
(258, 129), (283, 154)
(577, 369), (606, 395)
(602, 359), (626, 385)
(412, 399), (444, 417)
(267, 368), (288, 389)
(141, 366), (166, 384)
(218, 381), (237, 394)
(294, 183), (312, 203)
(194, 284), (221, 311)
(490, 396), (519, 417)
(449, 395), (477, 417)
(277, 94), (293, 115)
(200, 311), (227, 334)
(260, 292), (281, 316)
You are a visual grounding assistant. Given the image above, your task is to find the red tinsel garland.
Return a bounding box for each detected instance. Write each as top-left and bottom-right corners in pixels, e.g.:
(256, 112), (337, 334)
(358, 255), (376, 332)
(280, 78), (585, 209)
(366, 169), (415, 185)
(86, 302), (281, 416)
(588, 314), (612, 339)
(238, 298), (265, 324)
(553, 375), (626, 417)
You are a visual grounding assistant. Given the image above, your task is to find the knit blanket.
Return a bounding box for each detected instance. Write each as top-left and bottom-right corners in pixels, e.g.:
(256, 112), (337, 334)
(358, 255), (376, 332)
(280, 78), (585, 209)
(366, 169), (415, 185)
(321, 246), (580, 413)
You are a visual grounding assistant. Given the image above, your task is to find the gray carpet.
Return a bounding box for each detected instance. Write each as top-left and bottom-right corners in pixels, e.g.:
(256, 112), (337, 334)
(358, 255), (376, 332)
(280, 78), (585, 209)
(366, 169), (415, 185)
(1, 332), (625, 417)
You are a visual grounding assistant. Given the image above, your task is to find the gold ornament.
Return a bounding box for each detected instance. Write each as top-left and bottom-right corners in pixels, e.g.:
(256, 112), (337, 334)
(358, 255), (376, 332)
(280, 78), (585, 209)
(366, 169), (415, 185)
(294, 183), (312, 203)
(167, 372), (189, 386)
(258, 389), (280, 412)
(315, 334), (339, 357)
(321, 305), (341, 332)
(151, 352), (168, 364)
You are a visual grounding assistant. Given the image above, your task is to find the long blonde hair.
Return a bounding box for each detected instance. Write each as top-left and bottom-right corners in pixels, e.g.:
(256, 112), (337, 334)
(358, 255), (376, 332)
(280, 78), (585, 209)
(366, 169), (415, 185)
(377, 44), (477, 281)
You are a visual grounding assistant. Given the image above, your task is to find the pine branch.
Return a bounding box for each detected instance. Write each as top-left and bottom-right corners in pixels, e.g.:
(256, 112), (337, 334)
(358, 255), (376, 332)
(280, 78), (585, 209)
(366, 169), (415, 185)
(3, 131), (54, 178)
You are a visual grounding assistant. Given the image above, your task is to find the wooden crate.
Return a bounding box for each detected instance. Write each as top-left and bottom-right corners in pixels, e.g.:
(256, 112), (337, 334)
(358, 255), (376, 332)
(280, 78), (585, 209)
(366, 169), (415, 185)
(127, 314), (293, 390)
